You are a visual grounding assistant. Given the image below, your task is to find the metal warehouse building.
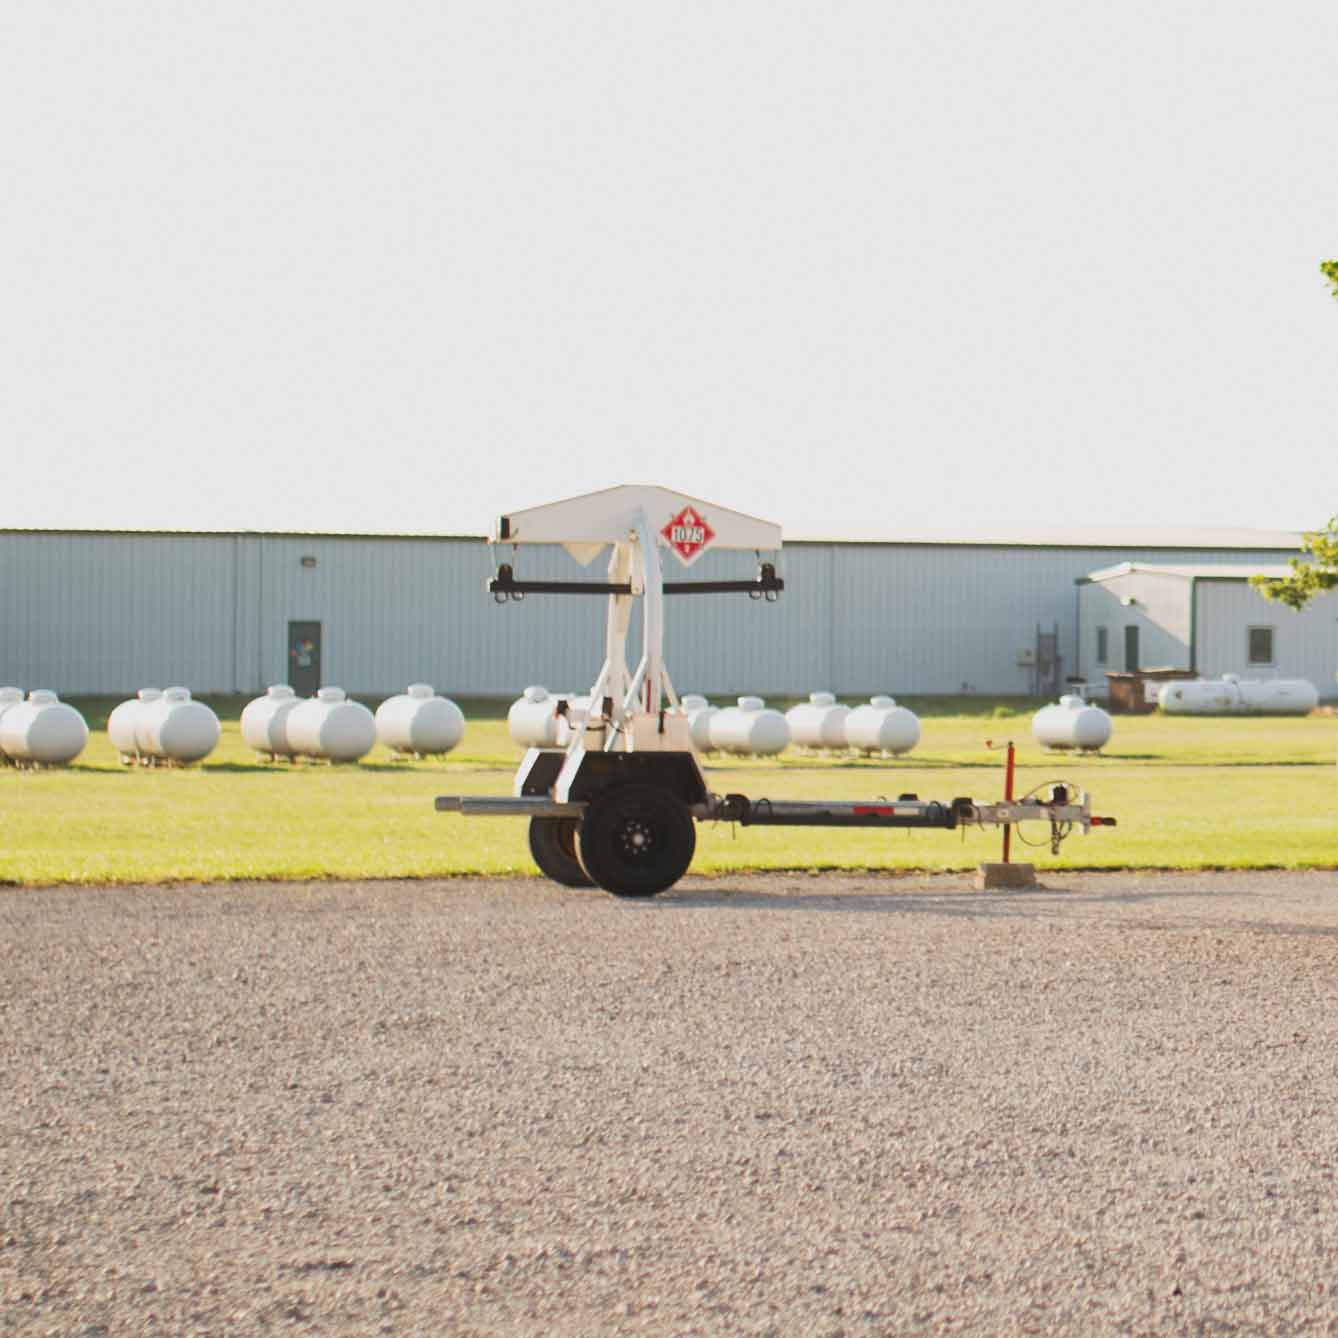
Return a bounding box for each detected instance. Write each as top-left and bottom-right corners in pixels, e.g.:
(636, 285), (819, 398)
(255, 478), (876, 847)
(1078, 562), (1338, 691)
(0, 526), (1311, 700)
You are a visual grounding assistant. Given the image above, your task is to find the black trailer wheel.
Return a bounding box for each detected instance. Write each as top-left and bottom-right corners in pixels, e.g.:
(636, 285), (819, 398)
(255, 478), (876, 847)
(576, 783), (696, 898)
(528, 817), (594, 888)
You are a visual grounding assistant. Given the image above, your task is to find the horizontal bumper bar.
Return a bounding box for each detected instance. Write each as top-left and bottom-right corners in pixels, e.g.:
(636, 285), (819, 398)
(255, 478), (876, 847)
(435, 796), (586, 818)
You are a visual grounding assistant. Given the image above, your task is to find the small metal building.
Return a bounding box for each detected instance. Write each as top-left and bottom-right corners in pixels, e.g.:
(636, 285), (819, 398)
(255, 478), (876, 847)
(1077, 562), (1336, 691)
(0, 526), (1307, 699)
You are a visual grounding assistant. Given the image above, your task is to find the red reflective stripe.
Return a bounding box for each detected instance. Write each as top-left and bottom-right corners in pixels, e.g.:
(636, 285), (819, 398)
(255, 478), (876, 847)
(853, 805), (897, 817)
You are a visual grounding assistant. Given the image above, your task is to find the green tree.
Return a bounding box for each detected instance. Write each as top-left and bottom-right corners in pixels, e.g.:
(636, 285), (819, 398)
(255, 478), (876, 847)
(1251, 262), (1338, 610)
(1251, 518), (1338, 610)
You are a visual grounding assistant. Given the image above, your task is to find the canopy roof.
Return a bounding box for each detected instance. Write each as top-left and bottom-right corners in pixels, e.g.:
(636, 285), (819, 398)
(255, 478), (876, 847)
(494, 485), (782, 566)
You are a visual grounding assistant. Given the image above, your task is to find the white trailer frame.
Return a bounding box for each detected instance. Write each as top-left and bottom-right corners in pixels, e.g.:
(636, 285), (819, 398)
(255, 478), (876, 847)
(437, 485), (1114, 897)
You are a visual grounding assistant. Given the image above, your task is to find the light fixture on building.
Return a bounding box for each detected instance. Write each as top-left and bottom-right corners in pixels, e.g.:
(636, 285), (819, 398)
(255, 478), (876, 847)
(300, 555), (317, 569)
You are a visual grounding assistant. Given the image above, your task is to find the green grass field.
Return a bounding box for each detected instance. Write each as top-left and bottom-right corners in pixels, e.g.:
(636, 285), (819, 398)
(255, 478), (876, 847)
(1, 696), (1335, 884)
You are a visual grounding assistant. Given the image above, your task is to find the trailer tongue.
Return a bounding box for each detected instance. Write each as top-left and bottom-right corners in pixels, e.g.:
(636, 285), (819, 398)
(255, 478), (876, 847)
(436, 486), (1115, 898)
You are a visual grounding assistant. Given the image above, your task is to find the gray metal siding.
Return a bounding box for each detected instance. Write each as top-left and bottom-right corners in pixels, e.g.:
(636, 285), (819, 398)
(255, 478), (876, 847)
(1078, 571), (1194, 679)
(0, 533), (239, 693)
(0, 532), (1307, 698)
(1195, 583), (1338, 687)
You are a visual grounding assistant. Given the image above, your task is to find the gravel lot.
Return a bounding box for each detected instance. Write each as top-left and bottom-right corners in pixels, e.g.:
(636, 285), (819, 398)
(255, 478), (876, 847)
(4, 869), (1338, 1335)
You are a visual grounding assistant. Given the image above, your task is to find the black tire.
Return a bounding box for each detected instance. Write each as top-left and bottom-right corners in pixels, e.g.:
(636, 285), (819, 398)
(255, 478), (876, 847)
(575, 783), (697, 899)
(528, 817), (594, 888)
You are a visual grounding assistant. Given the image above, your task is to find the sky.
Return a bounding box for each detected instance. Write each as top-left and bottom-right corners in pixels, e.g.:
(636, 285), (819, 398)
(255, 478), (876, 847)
(5, 1), (1338, 540)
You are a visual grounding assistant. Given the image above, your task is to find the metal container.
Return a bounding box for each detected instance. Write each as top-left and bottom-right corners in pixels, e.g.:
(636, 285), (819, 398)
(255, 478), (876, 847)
(0, 690), (89, 765)
(708, 696), (790, 756)
(376, 683), (466, 756)
(0, 688), (25, 765)
(137, 686), (221, 764)
(508, 686), (562, 749)
(785, 691), (851, 750)
(844, 695), (920, 756)
(286, 687), (376, 762)
(681, 694), (719, 751)
(241, 685), (301, 758)
(107, 688), (162, 763)
(1158, 675), (1319, 715)
(1032, 694), (1113, 751)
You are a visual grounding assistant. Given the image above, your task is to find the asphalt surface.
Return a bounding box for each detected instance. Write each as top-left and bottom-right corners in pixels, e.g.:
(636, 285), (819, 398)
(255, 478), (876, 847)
(3, 869), (1338, 1335)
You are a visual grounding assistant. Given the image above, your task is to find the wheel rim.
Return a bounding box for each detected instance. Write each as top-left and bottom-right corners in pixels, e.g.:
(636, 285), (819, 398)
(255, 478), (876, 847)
(614, 815), (660, 864)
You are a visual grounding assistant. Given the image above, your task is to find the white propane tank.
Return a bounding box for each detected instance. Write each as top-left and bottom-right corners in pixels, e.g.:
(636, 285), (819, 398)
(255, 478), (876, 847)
(137, 687), (221, 764)
(708, 696), (790, 757)
(0, 688), (25, 764)
(0, 690), (89, 766)
(241, 685), (301, 758)
(681, 694), (719, 751)
(1236, 678), (1319, 714)
(554, 694), (592, 748)
(1032, 694), (1113, 752)
(375, 683), (465, 756)
(844, 695), (921, 756)
(1158, 677), (1319, 716)
(785, 691), (851, 750)
(107, 688), (160, 762)
(286, 687), (376, 762)
(508, 685), (562, 748)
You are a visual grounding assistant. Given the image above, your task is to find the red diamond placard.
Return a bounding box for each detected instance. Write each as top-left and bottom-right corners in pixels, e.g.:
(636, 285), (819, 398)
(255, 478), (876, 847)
(661, 505), (716, 566)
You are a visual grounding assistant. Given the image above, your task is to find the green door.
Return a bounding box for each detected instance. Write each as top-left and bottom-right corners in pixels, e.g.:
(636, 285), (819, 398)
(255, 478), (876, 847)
(1124, 624), (1139, 673)
(288, 621), (322, 697)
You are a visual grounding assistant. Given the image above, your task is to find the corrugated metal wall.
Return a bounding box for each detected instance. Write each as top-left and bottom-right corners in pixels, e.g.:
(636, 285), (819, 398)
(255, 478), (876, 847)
(0, 533), (240, 692)
(0, 532), (1306, 698)
(1195, 582), (1338, 685)
(1077, 571), (1197, 678)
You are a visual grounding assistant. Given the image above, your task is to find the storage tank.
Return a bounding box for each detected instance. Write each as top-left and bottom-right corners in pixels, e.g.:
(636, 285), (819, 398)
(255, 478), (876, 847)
(1158, 676), (1319, 716)
(785, 691), (851, 751)
(1157, 678), (1239, 714)
(137, 687), (221, 764)
(241, 685), (301, 759)
(844, 696), (921, 756)
(0, 690), (89, 766)
(708, 696), (790, 757)
(376, 683), (466, 756)
(681, 694), (719, 751)
(508, 685), (562, 748)
(553, 694), (592, 748)
(1032, 694), (1114, 752)
(286, 687), (376, 762)
(0, 688), (24, 765)
(107, 688), (161, 763)
(1236, 678), (1320, 714)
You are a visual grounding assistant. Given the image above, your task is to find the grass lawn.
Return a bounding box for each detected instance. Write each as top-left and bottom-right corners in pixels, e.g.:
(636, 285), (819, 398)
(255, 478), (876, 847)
(1, 697), (1334, 885)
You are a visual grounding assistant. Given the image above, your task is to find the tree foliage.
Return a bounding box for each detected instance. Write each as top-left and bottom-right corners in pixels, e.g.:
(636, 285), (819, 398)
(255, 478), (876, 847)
(1250, 517), (1338, 610)
(1248, 264), (1338, 610)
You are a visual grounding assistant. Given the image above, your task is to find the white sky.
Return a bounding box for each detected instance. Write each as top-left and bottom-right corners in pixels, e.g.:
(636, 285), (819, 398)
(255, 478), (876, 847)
(5, 2), (1337, 539)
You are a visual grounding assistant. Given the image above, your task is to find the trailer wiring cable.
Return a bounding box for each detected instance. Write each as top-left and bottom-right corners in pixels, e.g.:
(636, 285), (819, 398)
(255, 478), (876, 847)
(1010, 778), (1080, 855)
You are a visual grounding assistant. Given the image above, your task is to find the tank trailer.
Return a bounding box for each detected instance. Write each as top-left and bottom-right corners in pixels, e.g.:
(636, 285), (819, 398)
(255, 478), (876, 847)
(436, 486), (1115, 897)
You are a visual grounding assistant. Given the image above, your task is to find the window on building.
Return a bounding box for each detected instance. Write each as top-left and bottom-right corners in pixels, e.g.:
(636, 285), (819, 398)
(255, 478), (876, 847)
(1095, 626), (1108, 665)
(1247, 626), (1274, 666)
